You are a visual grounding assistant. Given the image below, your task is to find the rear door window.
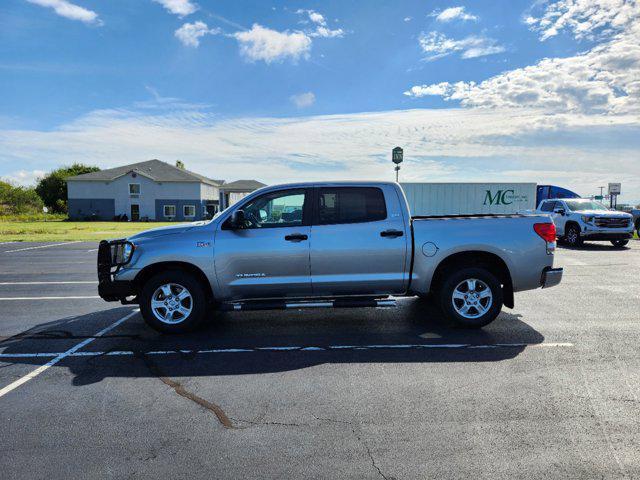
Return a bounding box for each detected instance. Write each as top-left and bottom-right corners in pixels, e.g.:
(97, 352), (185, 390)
(541, 201), (556, 212)
(317, 187), (387, 225)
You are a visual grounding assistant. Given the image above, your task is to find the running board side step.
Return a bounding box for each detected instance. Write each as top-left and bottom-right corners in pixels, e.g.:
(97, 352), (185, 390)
(221, 298), (397, 312)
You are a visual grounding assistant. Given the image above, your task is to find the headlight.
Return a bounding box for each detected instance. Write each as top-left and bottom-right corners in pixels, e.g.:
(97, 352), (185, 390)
(122, 242), (134, 263)
(109, 241), (135, 265)
(581, 215), (594, 224)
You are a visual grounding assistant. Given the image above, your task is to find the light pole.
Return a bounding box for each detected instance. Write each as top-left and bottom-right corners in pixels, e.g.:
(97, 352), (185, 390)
(392, 147), (403, 182)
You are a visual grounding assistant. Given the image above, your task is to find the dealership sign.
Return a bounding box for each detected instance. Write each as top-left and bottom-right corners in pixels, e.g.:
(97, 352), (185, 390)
(608, 183), (621, 195)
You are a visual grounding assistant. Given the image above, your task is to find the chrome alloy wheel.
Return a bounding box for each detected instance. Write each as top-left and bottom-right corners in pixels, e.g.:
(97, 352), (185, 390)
(151, 283), (193, 324)
(451, 278), (493, 319)
(566, 227), (579, 245)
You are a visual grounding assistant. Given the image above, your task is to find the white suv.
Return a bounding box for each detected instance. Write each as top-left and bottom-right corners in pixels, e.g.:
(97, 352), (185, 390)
(537, 198), (634, 248)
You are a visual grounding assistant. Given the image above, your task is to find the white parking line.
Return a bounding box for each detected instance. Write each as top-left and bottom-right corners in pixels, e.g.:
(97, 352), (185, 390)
(0, 281), (97, 286)
(0, 296), (101, 301)
(0, 341), (574, 359)
(0, 310), (138, 399)
(4, 241), (82, 253)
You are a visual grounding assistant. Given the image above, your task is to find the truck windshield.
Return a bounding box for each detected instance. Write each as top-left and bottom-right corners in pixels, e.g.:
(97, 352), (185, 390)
(564, 200), (609, 212)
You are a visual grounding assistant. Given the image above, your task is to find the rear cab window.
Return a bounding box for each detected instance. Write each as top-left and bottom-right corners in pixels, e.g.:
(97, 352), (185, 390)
(317, 187), (387, 225)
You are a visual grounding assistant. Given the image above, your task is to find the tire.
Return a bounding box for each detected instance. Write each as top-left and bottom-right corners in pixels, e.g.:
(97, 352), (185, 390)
(611, 239), (629, 248)
(438, 267), (503, 328)
(564, 224), (582, 247)
(139, 269), (207, 333)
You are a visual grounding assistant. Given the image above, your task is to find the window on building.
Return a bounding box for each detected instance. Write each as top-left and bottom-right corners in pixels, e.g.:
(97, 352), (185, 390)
(318, 187), (387, 225)
(163, 205), (176, 218)
(183, 205), (196, 218)
(129, 183), (141, 195)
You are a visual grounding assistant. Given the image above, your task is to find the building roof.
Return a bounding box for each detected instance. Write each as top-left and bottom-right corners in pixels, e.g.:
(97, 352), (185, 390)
(221, 179), (267, 191)
(66, 159), (222, 186)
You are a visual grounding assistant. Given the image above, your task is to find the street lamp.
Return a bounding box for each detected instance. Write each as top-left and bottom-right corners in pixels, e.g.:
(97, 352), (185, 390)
(392, 147), (403, 182)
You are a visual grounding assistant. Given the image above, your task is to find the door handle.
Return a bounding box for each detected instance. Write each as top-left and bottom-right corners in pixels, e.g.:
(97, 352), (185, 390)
(285, 233), (308, 241)
(380, 229), (403, 238)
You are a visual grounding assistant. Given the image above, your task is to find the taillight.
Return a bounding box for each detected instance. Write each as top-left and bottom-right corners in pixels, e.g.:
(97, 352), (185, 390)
(534, 222), (556, 243)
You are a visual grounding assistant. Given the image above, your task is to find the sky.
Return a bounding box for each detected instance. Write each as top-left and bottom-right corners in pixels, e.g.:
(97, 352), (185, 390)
(0, 0), (639, 204)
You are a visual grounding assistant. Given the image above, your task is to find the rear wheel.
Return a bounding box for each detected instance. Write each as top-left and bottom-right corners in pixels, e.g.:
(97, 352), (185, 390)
(611, 239), (629, 248)
(438, 267), (503, 328)
(564, 224), (582, 247)
(139, 270), (207, 333)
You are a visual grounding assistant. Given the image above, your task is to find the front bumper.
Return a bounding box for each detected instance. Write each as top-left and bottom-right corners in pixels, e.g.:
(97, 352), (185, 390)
(541, 267), (563, 289)
(97, 240), (137, 302)
(580, 231), (633, 241)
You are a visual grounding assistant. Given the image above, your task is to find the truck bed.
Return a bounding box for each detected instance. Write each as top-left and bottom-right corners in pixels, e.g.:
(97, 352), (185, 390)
(410, 213), (554, 294)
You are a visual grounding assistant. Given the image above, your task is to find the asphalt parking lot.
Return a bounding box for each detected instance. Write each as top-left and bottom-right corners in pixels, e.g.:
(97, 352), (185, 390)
(1, 240), (639, 479)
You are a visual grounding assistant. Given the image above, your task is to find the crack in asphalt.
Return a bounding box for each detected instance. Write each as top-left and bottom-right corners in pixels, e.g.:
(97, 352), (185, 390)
(351, 426), (393, 480)
(132, 351), (236, 429)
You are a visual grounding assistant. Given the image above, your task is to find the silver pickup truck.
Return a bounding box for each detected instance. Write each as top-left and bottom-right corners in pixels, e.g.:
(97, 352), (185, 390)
(98, 182), (563, 333)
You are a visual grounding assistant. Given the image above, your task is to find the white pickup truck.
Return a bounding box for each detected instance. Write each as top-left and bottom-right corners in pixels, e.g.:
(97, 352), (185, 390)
(537, 198), (634, 247)
(98, 182), (563, 333)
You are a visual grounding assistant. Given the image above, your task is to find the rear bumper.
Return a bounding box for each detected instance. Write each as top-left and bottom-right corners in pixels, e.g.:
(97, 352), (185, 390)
(541, 267), (563, 289)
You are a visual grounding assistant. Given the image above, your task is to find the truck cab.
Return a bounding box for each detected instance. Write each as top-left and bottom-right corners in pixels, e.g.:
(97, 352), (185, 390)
(537, 198), (634, 247)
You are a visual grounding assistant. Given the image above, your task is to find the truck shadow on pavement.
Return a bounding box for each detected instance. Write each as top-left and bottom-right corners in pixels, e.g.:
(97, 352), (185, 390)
(1, 299), (545, 385)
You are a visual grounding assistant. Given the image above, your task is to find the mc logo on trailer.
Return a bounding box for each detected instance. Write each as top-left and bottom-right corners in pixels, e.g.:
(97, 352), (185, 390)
(483, 189), (515, 206)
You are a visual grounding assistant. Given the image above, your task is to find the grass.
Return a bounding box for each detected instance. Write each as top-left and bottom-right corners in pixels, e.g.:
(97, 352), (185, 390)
(0, 220), (180, 242)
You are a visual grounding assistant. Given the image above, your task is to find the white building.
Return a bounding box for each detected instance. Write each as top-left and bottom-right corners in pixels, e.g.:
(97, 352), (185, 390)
(66, 159), (264, 221)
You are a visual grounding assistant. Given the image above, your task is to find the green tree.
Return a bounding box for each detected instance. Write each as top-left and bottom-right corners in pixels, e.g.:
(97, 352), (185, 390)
(35, 163), (100, 214)
(0, 180), (43, 215)
(175, 160), (185, 169)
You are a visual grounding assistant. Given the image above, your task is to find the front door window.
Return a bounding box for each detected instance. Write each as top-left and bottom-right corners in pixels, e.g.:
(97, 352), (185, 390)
(241, 189), (307, 228)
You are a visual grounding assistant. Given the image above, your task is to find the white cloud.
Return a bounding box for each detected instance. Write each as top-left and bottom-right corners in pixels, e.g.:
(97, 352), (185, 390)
(26, 0), (100, 25)
(1, 105), (639, 201)
(233, 24), (312, 63)
(152, 0), (197, 17)
(1, 169), (46, 186)
(404, 17), (412, 22)
(309, 26), (345, 38)
(296, 9), (345, 38)
(526, 0), (640, 41)
(418, 32), (505, 61)
(290, 92), (316, 108)
(406, 21), (640, 114)
(175, 21), (220, 47)
(403, 82), (451, 97)
(309, 11), (326, 26)
(431, 6), (478, 23)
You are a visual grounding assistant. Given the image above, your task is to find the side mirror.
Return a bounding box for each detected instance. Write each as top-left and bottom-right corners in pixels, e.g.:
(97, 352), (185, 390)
(229, 209), (246, 229)
(554, 209), (566, 216)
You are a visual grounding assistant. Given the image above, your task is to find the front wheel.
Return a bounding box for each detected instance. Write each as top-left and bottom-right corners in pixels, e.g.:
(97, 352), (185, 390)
(611, 239), (629, 248)
(139, 270), (207, 333)
(438, 267), (503, 328)
(564, 224), (582, 247)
